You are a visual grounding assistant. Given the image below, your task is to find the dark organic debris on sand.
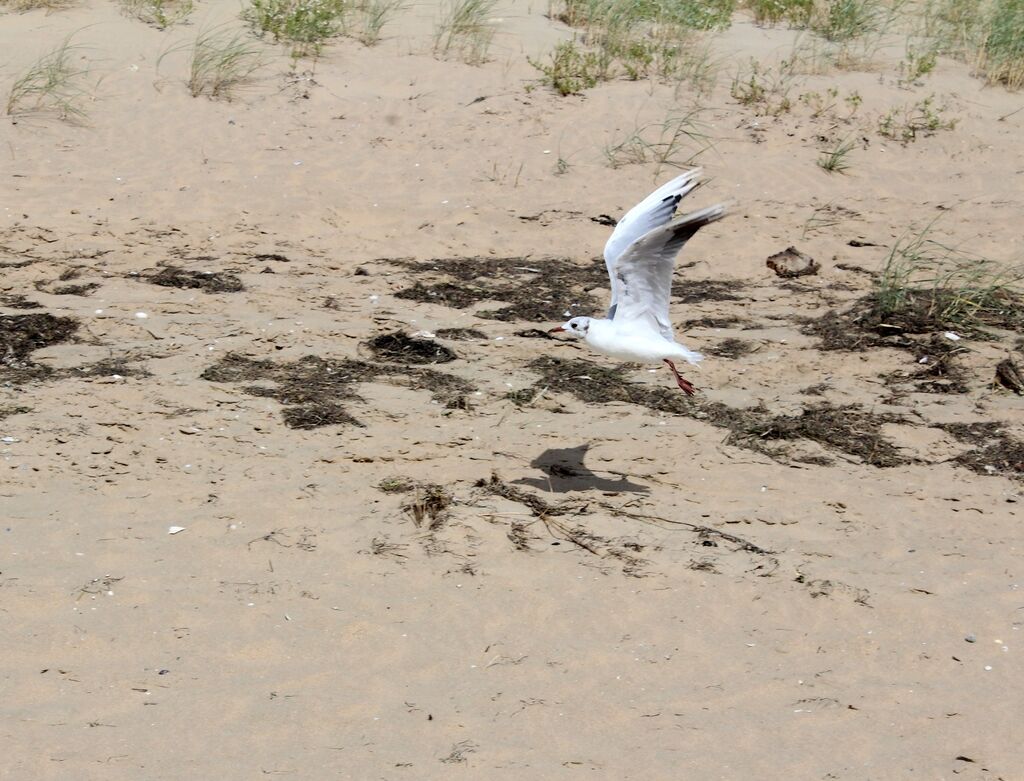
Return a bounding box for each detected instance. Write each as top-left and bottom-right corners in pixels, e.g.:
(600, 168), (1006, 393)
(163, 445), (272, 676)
(476, 473), (648, 572)
(716, 402), (906, 468)
(435, 327), (487, 341)
(940, 422), (1024, 480)
(34, 272), (103, 296)
(0, 293), (42, 310)
(705, 338), (759, 359)
(403, 367), (474, 409)
(202, 354), (368, 429)
(516, 356), (904, 467)
(516, 356), (693, 414)
(388, 256), (606, 322)
(477, 473), (773, 575)
(995, 358), (1024, 394)
(804, 289), (1024, 352)
(367, 332), (457, 364)
(147, 267), (245, 294)
(0, 405), (31, 419)
(682, 315), (751, 330)
(402, 483), (452, 529)
(670, 279), (746, 304)
(50, 283), (101, 297)
(882, 335), (970, 395)
(282, 402), (361, 429)
(377, 476), (417, 493)
(201, 352), (475, 428)
(1, 313), (80, 382)
(477, 472), (569, 517)
(66, 357), (151, 380)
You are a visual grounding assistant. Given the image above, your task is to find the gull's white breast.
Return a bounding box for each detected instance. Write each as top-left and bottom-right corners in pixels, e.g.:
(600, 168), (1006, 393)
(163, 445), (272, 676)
(585, 319), (698, 364)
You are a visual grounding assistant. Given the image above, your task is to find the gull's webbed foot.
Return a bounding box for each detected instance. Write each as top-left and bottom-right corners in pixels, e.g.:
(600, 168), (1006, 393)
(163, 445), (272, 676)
(664, 359), (697, 396)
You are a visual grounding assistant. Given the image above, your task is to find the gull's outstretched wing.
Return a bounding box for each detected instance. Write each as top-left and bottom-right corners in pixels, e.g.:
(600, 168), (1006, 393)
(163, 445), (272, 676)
(612, 203), (727, 340)
(603, 169), (704, 319)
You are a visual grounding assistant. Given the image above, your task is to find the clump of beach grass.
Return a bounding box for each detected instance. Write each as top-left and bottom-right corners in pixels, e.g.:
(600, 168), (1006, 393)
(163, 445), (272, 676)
(529, 39), (609, 94)
(243, 0), (346, 56)
(530, 0), (727, 94)
(555, 0), (735, 32)
(923, 0), (1024, 88)
(352, 0), (405, 45)
(877, 94), (956, 142)
(730, 58), (795, 114)
(603, 109), (713, 175)
(746, 0), (813, 26)
(811, 0), (891, 42)
(874, 221), (1024, 333)
(161, 28), (264, 99)
(6, 35), (91, 123)
(433, 0), (497, 64)
(817, 136), (855, 172)
(119, 0), (193, 28)
(1, 0), (76, 10)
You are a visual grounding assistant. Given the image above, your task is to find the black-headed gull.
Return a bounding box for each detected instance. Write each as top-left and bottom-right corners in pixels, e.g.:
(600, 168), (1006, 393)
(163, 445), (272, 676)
(549, 169), (726, 396)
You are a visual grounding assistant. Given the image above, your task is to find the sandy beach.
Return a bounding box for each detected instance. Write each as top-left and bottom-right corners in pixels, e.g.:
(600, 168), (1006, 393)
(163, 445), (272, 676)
(2, 0), (1023, 777)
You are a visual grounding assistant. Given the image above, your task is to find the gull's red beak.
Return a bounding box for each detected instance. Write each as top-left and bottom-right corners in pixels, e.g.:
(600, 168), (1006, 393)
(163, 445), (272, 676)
(548, 326), (566, 334)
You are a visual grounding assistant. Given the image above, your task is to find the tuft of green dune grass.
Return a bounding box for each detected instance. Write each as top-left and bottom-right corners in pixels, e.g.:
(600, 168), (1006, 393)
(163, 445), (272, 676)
(875, 221), (1024, 332)
(924, 0), (1024, 88)
(433, 0), (498, 65)
(119, 0), (193, 28)
(243, 0), (346, 57)
(6, 36), (91, 123)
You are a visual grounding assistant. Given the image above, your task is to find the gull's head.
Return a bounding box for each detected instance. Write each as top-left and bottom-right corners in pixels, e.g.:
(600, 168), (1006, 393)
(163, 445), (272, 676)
(549, 316), (591, 338)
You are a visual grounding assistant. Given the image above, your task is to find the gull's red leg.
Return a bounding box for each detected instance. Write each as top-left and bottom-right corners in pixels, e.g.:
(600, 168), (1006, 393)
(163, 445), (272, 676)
(664, 359), (697, 396)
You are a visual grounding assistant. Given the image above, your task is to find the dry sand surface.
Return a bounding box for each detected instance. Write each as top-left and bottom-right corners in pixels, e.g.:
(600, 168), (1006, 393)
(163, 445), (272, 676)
(2, 0), (1024, 778)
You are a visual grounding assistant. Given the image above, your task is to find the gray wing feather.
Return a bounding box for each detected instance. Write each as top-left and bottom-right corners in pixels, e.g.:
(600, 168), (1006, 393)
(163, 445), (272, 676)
(602, 169), (704, 319)
(612, 203), (727, 340)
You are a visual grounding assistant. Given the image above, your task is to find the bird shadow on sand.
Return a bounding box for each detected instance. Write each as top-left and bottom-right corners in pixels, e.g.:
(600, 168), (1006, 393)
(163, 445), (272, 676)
(513, 444), (649, 494)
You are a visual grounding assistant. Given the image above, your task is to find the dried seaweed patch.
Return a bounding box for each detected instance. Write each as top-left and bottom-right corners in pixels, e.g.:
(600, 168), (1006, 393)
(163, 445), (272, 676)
(682, 315), (749, 329)
(1, 313), (79, 382)
(523, 356), (694, 413)
(147, 267), (244, 294)
(50, 282), (101, 296)
(939, 421), (1024, 480)
(0, 294), (42, 310)
(805, 286), (1024, 352)
(201, 351), (475, 428)
(706, 338), (758, 359)
(404, 366), (474, 407)
(671, 279), (746, 304)
(718, 402), (906, 467)
(519, 356), (905, 467)
(366, 332), (456, 364)
(388, 256), (606, 322)
(436, 327), (487, 340)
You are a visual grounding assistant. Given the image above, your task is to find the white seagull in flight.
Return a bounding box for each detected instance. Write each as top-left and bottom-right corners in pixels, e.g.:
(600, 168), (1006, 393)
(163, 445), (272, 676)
(549, 169), (726, 395)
